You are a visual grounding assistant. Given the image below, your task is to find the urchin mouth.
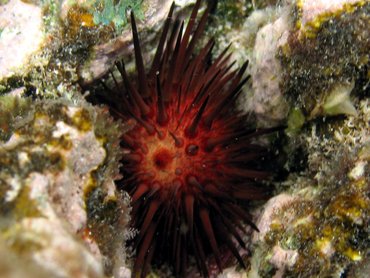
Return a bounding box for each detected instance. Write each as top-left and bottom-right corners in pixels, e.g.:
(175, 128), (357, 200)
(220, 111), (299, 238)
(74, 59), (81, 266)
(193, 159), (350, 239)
(148, 139), (181, 185)
(153, 148), (173, 170)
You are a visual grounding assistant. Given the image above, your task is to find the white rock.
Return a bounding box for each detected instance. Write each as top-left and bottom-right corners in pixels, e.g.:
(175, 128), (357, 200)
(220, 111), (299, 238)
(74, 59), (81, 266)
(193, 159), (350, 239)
(253, 193), (296, 242)
(299, 0), (364, 28)
(0, 0), (44, 79)
(239, 6), (291, 125)
(270, 245), (298, 269)
(349, 161), (367, 180)
(19, 218), (104, 278)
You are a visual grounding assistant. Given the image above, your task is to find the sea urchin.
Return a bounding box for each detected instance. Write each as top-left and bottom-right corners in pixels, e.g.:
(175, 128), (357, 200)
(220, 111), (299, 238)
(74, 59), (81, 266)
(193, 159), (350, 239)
(98, 0), (277, 277)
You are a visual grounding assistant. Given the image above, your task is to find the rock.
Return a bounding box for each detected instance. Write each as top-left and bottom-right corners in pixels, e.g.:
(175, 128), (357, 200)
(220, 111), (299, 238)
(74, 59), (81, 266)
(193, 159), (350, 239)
(297, 0), (365, 36)
(0, 0), (44, 79)
(0, 96), (131, 277)
(78, 0), (180, 85)
(249, 99), (369, 277)
(280, 1), (370, 117)
(243, 7), (291, 125)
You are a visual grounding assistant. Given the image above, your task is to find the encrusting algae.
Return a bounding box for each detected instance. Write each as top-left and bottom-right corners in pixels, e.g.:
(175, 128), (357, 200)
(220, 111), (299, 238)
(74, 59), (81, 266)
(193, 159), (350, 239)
(280, 1), (370, 118)
(253, 99), (369, 277)
(0, 95), (133, 277)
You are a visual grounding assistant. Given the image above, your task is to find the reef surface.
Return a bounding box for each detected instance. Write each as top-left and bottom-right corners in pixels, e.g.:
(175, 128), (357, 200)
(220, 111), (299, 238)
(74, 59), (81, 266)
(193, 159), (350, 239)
(0, 0), (368, 277)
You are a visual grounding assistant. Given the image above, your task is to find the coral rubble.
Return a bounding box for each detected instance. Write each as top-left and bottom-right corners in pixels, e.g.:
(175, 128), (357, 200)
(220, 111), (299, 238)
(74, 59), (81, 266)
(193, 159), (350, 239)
(246, 1), (369, 277)
(280, 1), (369, 117)
(251, 99), (369, 277)
(0, 96), (131, 277)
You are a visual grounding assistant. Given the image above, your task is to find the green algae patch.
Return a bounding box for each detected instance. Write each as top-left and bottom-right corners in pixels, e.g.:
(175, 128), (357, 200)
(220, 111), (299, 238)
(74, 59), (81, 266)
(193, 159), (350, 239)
(287, 107), (305, 135)
(92, 0), (144, 33)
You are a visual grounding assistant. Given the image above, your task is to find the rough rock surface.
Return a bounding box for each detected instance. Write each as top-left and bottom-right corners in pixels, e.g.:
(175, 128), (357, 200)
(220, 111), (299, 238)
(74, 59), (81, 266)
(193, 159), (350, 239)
(0, 96), (131, 277)
(0, 0), (44, 79)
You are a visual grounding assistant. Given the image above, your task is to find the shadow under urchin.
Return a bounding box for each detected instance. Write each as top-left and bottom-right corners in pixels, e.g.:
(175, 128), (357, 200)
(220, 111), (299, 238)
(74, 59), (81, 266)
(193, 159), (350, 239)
(93, 0), (279, 277)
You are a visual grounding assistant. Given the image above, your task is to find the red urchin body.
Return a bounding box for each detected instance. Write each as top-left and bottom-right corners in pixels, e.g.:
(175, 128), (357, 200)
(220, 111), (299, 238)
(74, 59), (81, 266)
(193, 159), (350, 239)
(99, 1), (277, 277)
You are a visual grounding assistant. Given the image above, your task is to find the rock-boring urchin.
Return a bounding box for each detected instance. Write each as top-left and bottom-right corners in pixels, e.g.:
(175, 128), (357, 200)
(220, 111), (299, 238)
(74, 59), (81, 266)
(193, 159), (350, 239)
(96, 0), (279, 277)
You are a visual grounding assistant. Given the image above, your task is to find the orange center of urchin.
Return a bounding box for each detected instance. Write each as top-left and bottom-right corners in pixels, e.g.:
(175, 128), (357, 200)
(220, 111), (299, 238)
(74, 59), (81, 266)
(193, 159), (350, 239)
(153, 148), (172, 169)
(128, 105), (226, 194)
